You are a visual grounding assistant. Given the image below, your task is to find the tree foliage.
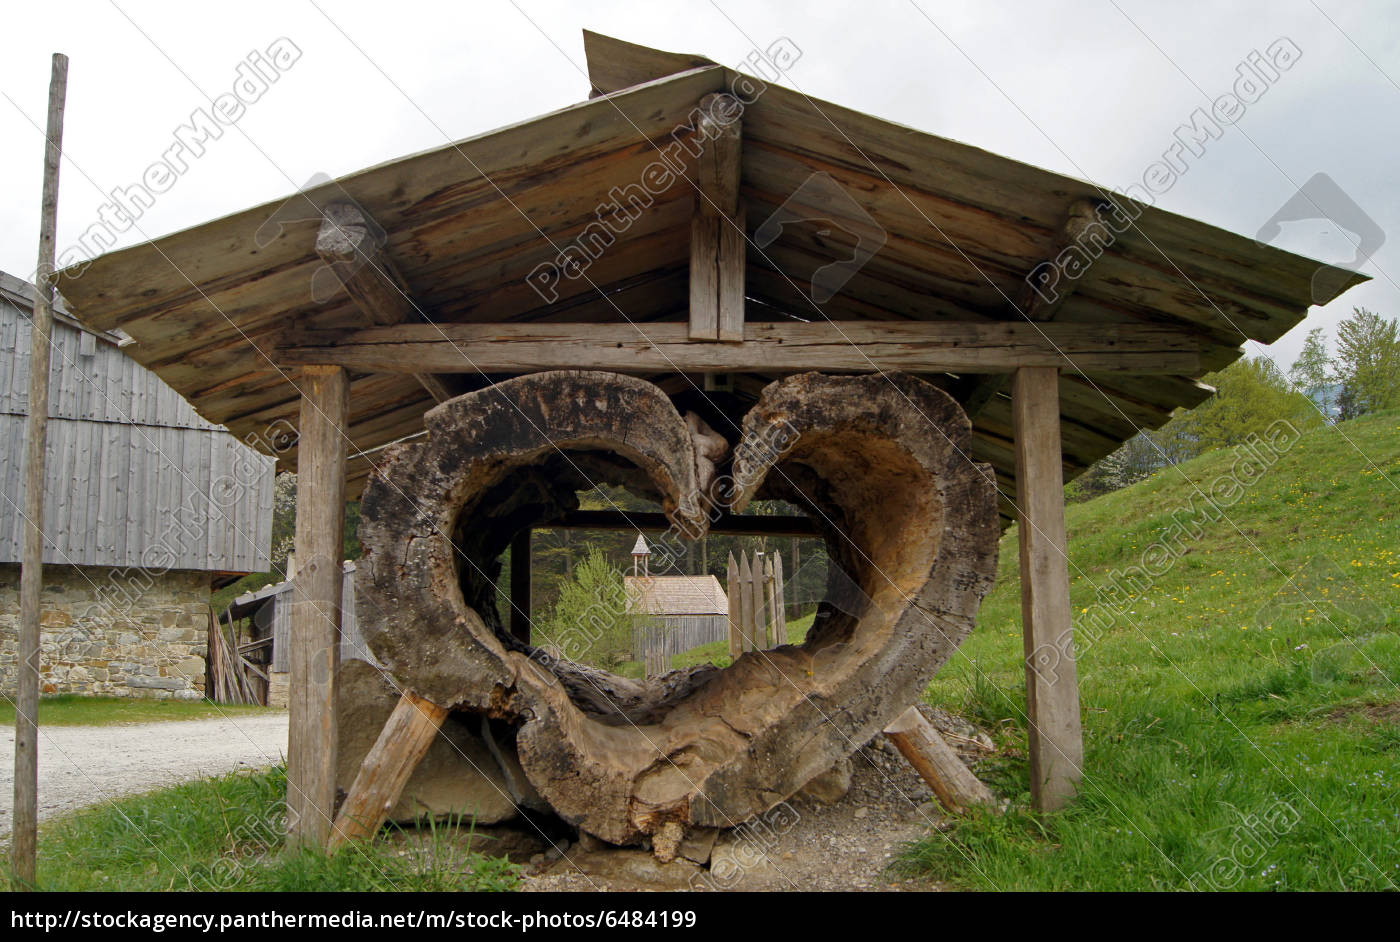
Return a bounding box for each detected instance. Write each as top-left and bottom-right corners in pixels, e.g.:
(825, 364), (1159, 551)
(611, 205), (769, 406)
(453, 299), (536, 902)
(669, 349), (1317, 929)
(1333, 308), (1400, 420)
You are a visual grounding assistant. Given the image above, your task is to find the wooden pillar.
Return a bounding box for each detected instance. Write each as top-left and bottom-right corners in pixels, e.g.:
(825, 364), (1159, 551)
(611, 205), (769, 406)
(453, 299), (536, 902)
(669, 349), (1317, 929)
(1012, 366), (1083, 811)
(510, 529), (531, 644)
(13, 52), (68, 888)
(688, 92), (744, 341)
(286, 365), (349, 850)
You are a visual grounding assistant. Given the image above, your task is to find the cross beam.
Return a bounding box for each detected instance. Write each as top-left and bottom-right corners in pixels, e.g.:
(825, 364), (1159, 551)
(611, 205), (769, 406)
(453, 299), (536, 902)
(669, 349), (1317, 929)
(278, 320), (1200, 375)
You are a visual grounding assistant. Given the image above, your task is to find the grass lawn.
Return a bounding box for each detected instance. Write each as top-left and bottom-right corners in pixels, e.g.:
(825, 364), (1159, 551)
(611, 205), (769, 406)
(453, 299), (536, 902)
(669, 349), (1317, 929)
(0, 696), (275, 728)
(2, 766), (521, 892)
(905, 410), (1400, 890)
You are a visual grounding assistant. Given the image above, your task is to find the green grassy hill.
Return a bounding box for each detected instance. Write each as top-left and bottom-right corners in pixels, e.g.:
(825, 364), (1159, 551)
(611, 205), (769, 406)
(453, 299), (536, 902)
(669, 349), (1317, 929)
(910, 410), (1400, 890)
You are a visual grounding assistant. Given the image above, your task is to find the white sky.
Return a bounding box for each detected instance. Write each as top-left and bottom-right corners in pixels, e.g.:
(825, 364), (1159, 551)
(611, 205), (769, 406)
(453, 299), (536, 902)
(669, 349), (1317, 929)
(1, 0), (1396, 371)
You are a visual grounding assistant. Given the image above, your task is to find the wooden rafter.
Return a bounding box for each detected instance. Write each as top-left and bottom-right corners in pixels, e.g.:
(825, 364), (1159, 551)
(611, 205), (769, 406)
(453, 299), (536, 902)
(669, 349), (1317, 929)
(315, 202), (459, 403)
(961, 198), (1109, 418)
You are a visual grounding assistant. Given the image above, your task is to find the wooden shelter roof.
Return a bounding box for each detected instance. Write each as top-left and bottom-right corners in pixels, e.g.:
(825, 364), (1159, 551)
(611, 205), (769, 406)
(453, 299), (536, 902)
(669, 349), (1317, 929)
(54, 31), (1365, 522)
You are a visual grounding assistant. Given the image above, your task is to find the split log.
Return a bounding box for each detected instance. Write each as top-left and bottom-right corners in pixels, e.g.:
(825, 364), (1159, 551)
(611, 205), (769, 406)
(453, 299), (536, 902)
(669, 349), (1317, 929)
(884, 706), (995, 813)
(355, 370), (998, 844)
(329, 687), (450, 851)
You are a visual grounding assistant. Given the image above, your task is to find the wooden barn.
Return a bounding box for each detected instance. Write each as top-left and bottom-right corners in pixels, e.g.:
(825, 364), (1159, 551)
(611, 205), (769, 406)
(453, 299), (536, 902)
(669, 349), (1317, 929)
(625, 536), (729, 676)
(47, 32), (1365, 847)
(0, 271), (275, 700)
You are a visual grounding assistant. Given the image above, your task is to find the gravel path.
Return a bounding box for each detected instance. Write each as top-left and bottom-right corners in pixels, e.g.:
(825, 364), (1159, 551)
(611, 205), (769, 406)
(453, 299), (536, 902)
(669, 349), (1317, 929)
(0, 713), (288, 837)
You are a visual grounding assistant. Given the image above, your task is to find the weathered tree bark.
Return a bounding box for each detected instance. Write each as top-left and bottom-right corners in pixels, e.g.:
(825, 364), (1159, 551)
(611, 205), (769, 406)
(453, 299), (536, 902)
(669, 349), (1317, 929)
(356, 370), (998, 844)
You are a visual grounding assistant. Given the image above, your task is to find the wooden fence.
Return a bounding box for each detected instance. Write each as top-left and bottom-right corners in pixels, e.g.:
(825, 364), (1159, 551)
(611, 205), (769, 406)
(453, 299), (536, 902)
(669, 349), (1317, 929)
(635, 614), (728, 677)
(727, 550), (787, 658)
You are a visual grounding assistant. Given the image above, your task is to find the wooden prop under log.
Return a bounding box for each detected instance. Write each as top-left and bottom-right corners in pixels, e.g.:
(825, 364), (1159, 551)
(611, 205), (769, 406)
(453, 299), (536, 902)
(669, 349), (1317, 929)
(354, 370), (998, 845)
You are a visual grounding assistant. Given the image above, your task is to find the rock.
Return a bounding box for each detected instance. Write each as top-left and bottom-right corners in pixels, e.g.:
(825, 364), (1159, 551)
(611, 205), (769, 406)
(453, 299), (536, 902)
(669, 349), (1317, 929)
(652, 821), (685, 863)
(576, 830), (608, 852)
(335, 659), (537, 825)
(798, 757), (853, 805)
(677, 826), (719, 865)
(853, 807), (869, 820)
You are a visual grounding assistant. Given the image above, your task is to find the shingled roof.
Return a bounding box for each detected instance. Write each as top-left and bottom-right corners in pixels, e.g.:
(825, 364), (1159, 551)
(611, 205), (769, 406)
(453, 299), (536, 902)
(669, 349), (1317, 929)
(52, 31), (1365, 522)
(625, 574), (728, 616)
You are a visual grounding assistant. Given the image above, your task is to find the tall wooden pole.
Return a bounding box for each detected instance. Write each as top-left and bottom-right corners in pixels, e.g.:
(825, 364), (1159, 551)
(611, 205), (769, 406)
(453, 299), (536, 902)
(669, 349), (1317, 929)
(13, 52), (68, 888)
(1012, 366), (1083, 811)
(285, 365), (349, 850)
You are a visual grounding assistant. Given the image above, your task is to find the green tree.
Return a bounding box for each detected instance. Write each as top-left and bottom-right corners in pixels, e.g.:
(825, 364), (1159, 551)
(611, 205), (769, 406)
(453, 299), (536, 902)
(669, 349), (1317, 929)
(1155, 356), (1321, 458)
(537, 545), (639, 671)
(1289, 327), (1334, 418)
(1333, 308), (1400, 420)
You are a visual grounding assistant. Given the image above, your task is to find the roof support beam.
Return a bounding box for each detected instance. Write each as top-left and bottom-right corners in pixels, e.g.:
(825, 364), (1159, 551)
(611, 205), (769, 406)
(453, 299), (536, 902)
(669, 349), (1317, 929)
(278, 320), (1200, 375)
(315, 202), (460, 403)
(962, 198), (1107, 418)
(689, 93), (745, 341)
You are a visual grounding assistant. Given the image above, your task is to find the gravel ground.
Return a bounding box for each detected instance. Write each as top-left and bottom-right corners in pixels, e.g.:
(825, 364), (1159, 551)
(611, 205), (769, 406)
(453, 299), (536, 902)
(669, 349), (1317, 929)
(0, 713), (288, 838)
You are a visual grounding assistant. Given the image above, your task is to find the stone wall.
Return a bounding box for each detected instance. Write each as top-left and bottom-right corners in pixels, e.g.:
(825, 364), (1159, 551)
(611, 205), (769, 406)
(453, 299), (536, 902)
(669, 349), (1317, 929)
(0, 564), (212, 700)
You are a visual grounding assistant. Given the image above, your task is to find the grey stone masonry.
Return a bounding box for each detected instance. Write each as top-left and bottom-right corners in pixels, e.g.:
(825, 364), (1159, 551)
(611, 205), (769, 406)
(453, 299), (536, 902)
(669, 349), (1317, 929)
(0, 564), (211, 700)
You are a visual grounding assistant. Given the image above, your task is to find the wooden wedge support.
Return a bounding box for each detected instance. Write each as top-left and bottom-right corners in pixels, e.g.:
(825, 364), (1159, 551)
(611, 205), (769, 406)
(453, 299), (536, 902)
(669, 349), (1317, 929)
(328, 690), (451, 852)
(884, 706), (995, 813)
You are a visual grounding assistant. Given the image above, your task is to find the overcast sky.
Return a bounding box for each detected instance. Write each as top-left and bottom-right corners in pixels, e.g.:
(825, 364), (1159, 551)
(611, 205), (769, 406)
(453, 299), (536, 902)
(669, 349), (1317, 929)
(1, 0), (1396, 371)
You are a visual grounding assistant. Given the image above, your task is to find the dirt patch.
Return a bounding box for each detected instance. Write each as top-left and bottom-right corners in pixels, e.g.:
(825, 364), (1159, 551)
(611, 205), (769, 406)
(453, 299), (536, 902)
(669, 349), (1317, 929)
(1324, 700), (1400, 724)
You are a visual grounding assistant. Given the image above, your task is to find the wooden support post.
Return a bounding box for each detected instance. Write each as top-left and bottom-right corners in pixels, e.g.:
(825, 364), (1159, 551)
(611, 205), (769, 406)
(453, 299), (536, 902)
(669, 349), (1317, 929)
(328, 690), (450, 852)
(13, 52), (67, 888)
(884, 706), (995, 814)
(1012, 366), (1083, 812)
(286, 365), (350, 850)
(510, 529), (531, 645)
(689, 92), (744, 341)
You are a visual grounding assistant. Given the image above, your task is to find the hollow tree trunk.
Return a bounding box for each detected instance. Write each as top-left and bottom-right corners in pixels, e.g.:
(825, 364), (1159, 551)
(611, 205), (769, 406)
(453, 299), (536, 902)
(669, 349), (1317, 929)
(355, 370), (998, 844)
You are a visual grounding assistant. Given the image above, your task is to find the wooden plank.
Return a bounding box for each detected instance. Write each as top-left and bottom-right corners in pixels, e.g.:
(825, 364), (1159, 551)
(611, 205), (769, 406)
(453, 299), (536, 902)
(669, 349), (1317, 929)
(510, 529), (531, 644)
(546, 508), (818, 536)
(13, 52), (66, 888)
(327, 690), (450, 852)
(884, 706), (995, 813)
(738, 552), (755, 654)
(771, 550), (787, 645)
(279, 321), (1201, 374)
(286, 365), (349, 850)
(750, 552), (767, 652)
(1012, 366), (1082, 812)
(726, 552), (741, 659)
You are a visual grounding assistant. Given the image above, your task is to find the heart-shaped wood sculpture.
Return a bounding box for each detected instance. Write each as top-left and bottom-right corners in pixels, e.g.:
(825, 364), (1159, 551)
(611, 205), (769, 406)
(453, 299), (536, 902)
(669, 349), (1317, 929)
(357, 370), (998, 844)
